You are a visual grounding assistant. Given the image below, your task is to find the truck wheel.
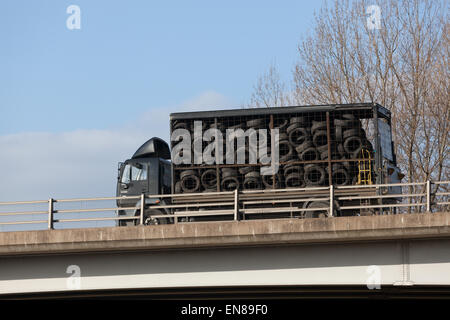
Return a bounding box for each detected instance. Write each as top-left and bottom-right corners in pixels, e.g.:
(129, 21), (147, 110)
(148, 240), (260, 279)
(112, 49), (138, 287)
(133, 209), (166, 226)
(304, 201), (328, 218)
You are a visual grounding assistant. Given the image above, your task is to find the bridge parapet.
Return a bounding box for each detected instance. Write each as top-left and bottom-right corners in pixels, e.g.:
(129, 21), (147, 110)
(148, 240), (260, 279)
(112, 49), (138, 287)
(0, 212), (449, 256)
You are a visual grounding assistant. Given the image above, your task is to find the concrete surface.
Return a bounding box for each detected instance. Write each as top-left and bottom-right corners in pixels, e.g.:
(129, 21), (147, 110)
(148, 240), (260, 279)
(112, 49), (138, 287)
(0, 212), (449, 256)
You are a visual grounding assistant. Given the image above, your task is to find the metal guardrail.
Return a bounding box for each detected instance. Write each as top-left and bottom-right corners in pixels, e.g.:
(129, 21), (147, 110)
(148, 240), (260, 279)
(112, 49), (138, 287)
(0, 181), (448, 231)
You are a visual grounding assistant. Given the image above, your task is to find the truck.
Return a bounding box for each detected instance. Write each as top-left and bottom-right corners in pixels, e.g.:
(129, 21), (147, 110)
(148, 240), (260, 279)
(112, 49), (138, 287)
(116, 103), (403, 226)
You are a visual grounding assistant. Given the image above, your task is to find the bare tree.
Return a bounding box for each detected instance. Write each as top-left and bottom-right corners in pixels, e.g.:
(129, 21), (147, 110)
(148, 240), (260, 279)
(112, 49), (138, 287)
(249, 63), (289, 108)
(249, 0), (449, 188)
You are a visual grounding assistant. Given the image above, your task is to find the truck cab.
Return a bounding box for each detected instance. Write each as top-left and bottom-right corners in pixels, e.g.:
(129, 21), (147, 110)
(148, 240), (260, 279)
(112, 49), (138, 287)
(116, 137), (171, 226)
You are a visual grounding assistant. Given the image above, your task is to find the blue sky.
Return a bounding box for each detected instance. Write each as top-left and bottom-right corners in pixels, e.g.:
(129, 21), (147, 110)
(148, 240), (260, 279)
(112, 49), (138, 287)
(0, 0), (323, 227)
(1, 0), (321, 135)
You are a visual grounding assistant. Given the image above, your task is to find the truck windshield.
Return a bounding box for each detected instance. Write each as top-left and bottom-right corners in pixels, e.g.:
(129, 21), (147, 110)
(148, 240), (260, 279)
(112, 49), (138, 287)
(121, 163), (148, 183)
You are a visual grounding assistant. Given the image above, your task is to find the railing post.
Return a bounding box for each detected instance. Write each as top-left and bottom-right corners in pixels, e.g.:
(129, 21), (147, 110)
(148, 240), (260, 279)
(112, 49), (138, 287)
(48, 198), (54, 230)
(426, 180), (431, 213)
(234, 189), (239, 221)
(329, 185), (334, 217)
(140, 194), (145, 225)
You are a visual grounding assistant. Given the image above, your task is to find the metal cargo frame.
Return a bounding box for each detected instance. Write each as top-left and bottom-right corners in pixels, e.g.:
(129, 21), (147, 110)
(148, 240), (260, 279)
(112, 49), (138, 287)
(169, 103), (395, 197)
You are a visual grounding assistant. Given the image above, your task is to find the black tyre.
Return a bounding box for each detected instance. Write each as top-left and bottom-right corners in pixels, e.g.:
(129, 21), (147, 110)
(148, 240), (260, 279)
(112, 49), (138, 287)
(180, 172), (201, 193)
(274, 119), (289, 131)
(312, 130), (328, 147)
(246, 118), (266, 128)
(243, 171), (262, 190)
(285, 172), (305, 188)
(334, 119), (360, 128)
(180, 169), (198, 179)
(303, 201), (329, 219)
(295, 141), (314, 154)
(290, 116), (307, 126)
(239, 166), (254, 175)
(311, 120), (327, 134)
(201, 169), (218, 189)
(279, 140), (294, 162)
(284, 164), (303, 177)
(262, 173), (282, 188)
(221, 176), (240, 191)
(304, 164), (326, 186)
(330, 165), (350, 186)
(343, 136), (363, 154)
(335, 125), (343, 142)
(343, 128), (365, 139)
(221, 168), (238, 178)
(174, 181), (182, 193)
(300, 147), (319, 161)
(288, 127), (310, 147)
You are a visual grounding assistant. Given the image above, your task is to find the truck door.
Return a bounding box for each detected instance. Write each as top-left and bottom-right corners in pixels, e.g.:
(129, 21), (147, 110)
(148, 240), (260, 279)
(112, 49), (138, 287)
(119, 161), (149, 197)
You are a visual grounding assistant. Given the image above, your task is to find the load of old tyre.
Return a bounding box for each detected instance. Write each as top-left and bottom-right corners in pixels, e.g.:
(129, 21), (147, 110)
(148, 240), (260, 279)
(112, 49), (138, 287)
(173, 114), (372, 193)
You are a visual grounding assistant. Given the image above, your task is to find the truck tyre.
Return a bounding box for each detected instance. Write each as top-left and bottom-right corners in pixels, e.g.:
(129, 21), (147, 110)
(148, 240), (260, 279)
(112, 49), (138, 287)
(295, 141), (314, 154)
(288, 127), (310, 147)
(316, 144), (330, 153)
(342, 113), (356, 120)
(279, 140), (294, 162)
(174, 181), (182, 193)
(201, 169), (218, 189)
(335, 125), (343, 142)
(284, 164), (303, 177)
(285, 172), (305, 188)
(221, 176), (240, 191)
(320, 149), (339, 160)
(343, 128), (365, 139)
(246, 118), (265, 128)
(239, 166), (254, 175)
(180, 172), (201, 193)
(303, 201), (329, 219)
(343, 136), (363, 154)
(173, 121), (189, 130)
(243, 171), (262, 190)
(139, 209), (168, 226)
(311, 121), (327, 134)
(304, 164), (326, 186)
(330, 165), (350, 186)
(262, 173), (282, 189)
(221, 168), (238, 178)
(180, 169), (198, 179)
(290, 116), (307, 126)
(300, 147), (319, 161)
(334, 119), (360, 128)
(274, 119), (289, 131)
(312, 130), (328, 147)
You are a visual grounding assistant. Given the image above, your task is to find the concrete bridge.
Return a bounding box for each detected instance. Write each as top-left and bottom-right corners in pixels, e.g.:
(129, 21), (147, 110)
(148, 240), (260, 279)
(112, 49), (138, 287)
(1, 212), (450, 298)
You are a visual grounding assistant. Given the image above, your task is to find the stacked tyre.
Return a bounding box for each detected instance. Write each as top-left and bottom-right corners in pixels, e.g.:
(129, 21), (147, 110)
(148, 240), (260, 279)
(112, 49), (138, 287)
(171, 113), (374, 193)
